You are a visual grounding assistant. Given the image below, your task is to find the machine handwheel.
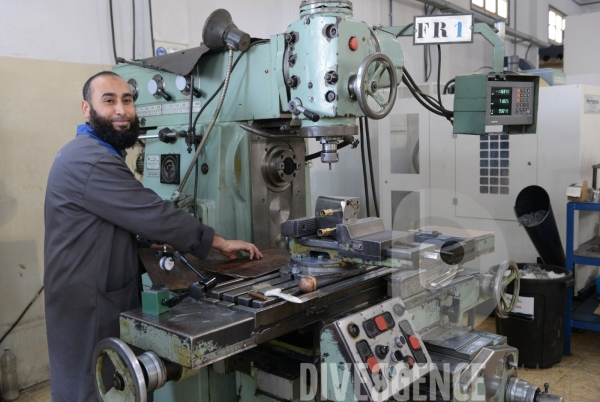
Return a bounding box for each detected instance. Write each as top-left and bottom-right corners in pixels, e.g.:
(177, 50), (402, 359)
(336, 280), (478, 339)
(351, 52), (398, 120)
(494, 260), (520, 318)
(93, 337), (147, 402)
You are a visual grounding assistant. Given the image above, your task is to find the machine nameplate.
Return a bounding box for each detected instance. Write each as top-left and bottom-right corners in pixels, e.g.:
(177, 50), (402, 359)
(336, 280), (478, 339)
(135, 101), (201, 117)
(147, 172), (159, 178)
(146, 154), (160, 170)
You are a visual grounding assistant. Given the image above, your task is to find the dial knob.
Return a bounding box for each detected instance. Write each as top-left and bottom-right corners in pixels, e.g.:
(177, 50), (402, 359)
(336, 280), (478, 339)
(375, 345), (389, 359)
(159, 256), (175, 271)
(175, 76), (188, 91)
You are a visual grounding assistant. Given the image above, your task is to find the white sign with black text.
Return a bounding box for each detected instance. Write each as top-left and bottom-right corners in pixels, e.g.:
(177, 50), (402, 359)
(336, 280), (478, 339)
(505, 294), (534, 315)
(413, 14), (474, 45)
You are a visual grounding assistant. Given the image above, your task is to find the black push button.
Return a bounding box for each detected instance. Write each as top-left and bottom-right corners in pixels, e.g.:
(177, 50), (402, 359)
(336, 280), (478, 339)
(356, 340), (372, 360)
(375, 345), (389, 359)
(391, 350), (404, 363)
(399, 320), (414, 336)
(347, 323), (360, 338)
(363, 319), (379, 338)
(382, 312), (395, 328)
(414, 349), (427, 366)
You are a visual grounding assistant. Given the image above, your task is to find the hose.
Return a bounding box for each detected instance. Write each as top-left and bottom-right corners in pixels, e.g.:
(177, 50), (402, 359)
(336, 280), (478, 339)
(359, 117), (370, 217)
(175, 47), (235, 196)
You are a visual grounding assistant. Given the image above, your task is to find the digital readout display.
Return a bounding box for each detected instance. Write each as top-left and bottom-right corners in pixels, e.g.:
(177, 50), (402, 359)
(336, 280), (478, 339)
(489, 87), (512, 116)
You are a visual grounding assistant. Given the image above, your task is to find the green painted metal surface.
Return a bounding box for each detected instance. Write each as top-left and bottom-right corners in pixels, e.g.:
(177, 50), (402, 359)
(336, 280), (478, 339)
(141, 289), (170, 315)
(320, 328), (357, 402)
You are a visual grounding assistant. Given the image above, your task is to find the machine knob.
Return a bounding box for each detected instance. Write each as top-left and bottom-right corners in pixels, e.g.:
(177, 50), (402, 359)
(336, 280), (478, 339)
(347, 323), (360, 338)
(393, 303), (406, 316)
(390, 350), (403, 363)
(394, 336), (406, 347)
(288, 98), (320, 122)
(175, 75), (201, 98)
(158, 128), (177, 144)
(375, 345), (389, 359)
(148, 76), (172, 101)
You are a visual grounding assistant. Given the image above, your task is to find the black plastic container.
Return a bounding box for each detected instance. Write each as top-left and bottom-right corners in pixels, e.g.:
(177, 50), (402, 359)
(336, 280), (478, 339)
(492, 263), (574, 368)
(514, 185), (566, 267)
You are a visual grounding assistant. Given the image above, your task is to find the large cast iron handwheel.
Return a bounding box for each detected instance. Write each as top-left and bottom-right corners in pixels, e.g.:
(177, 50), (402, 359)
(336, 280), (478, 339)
(350, 52), (398, 119)
(93, 337), (147, 402)
(494, 260), (521, 318)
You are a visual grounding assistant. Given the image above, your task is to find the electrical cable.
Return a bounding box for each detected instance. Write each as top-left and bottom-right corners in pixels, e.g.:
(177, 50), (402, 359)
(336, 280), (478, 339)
(0, 286), (44, 345)
(436, 44), (443, 109)
(359, 117), (371, 217)
(475, 66), (493, 72)
(402, 67), (453, 116)
(364, 118), (379, 218)
(148, 0), (155, 56)
(443, 78), (455, 95)
(402, 76), (448, 117)
(109, 0), (118, 64)
(179, 39), (270, 199)
(191, 40), (270, 133)
(395, 23), (413, 38)
(177, 47), (235, 194)
(188, 76), (199, 219)
(132, 0), (136, 59)
(524, 43), (533, 60)
(403, 66), (451, 113)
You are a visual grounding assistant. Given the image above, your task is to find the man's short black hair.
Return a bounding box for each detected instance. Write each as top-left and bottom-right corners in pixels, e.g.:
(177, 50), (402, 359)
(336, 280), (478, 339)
(82, 71), (120, 103)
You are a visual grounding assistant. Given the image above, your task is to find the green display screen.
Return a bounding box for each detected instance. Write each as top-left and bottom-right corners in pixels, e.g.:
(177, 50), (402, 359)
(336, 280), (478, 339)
(490, 87), (512, 116)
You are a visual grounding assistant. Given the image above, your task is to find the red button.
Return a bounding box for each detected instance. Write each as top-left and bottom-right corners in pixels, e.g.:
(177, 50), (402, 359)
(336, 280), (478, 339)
(405, 355), (415, 368)
(349, 37), (359, 51)
(408, 335), (421, 351)
(366, 356), (380, 373)
(374, 316), (387, 331)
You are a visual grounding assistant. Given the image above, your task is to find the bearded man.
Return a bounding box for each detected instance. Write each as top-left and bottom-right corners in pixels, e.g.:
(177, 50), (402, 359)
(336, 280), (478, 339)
(44, 71), (261, 401)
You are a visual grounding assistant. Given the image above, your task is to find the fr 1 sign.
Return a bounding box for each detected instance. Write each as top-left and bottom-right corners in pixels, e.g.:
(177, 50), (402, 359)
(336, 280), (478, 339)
(413, 14), (474, 45)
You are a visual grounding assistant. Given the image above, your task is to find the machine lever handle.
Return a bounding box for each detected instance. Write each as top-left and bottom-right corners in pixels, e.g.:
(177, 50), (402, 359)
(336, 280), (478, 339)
(172, 251), (218, 292)
(301, 108), (320, 122)
(162, 292), (189, 308)
(158, 89), (172, 101)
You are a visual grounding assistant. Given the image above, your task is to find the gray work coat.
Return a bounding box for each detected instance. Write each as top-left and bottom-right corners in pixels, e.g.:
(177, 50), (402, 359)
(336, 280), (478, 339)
(44, 124), (214, 401)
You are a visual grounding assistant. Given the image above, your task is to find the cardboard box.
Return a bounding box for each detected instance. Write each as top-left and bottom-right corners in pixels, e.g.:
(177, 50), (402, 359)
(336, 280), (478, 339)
(567, 180), (588, 201)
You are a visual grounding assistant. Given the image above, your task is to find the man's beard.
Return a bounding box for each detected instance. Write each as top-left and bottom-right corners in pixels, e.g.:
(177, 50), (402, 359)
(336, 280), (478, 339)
(88, 106), (140, 151)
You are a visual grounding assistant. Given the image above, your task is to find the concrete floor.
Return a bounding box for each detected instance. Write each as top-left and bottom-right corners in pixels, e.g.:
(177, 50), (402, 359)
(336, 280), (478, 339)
(10, 316), (600, 402)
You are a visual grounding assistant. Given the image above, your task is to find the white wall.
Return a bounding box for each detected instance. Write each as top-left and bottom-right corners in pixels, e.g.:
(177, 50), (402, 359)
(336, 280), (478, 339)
(564, 11), (600, 86)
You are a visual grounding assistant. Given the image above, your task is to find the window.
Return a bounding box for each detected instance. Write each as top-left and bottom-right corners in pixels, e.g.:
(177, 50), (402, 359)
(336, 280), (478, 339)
(472, 0), (509, 23)
(549, 7), (566, 45)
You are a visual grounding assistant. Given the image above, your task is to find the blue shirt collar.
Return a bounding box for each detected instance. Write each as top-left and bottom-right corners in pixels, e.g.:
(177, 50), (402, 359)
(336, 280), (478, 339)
(76, 123), (125, 158)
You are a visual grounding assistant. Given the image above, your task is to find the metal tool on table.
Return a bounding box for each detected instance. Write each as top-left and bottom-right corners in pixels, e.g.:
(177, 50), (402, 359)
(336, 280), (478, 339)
(261, 288), (303, 303)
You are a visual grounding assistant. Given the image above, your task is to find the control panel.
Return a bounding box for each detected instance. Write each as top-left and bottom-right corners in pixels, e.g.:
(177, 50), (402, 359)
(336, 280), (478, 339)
(486, 81), (535, 125)
(325, 297), (434, 401)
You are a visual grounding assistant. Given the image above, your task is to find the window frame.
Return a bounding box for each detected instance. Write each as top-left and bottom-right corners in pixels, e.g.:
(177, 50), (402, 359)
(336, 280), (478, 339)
(548, 6), (566, 45)
(471, 0), (511, 25)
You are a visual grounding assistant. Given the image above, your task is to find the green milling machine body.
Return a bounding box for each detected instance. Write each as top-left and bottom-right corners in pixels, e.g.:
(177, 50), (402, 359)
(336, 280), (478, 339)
(109, 1), (405, 401)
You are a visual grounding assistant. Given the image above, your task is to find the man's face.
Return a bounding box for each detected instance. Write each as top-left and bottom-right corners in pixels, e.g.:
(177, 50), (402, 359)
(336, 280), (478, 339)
(81, 75), (140, 151)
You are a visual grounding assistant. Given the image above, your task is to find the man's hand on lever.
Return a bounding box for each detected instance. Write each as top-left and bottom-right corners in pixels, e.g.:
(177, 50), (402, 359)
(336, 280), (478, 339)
(212, 235), (263, 260)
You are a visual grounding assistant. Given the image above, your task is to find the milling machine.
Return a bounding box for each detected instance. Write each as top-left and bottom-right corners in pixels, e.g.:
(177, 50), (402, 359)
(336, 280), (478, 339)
(92, 2), (559, 402)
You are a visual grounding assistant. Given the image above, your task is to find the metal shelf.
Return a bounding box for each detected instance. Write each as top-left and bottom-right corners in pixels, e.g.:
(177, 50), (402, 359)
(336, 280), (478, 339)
(571, 293), (600, 331)
(565, 201), (600, 355)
